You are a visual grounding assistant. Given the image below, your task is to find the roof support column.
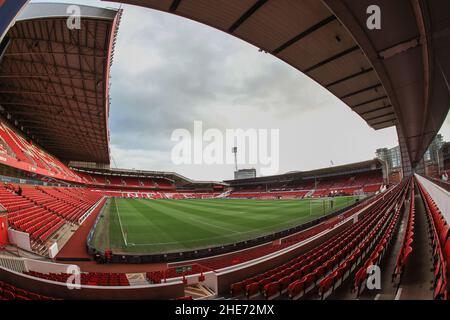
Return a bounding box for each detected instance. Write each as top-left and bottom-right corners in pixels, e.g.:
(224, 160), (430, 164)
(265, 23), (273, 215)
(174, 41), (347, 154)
(396, 125), (412, 177)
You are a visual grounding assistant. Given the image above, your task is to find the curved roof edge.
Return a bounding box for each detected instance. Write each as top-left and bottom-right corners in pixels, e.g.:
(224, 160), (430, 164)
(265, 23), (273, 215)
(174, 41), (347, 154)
(225, 159), (384, 185)
(70, 166), (228, 187)
(16, 2), (119, 22)
(0, 2), (122, 164)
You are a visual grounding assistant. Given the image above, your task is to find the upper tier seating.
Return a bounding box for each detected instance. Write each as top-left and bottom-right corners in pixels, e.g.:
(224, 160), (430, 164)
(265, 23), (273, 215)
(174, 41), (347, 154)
(0, 122), (78, 179)
(106, 176), (124, 185)
(229, 170), (384, 199)
(77, 172), (97, 184)
(153, 178), (175, 188)
(140, 178), (156, 187)
(362, 184), (382, 193)
(75, 172), (176, 190)
(123, 177), (140, 186)
(91, 189), (219, 199)
(227, 190), (308, 199)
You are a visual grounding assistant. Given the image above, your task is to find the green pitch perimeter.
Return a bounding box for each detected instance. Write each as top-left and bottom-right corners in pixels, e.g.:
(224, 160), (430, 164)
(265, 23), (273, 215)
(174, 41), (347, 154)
(91, 196), (362, 254)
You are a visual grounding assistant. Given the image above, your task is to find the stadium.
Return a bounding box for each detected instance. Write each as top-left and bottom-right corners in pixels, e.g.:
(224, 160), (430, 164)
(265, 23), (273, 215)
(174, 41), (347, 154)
(0, 0), (449, 305)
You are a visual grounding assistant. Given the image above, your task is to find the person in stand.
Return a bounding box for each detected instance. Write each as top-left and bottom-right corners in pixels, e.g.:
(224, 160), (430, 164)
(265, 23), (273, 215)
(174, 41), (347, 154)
(17, 185), (22, 196)
(104, 248), (112, 263)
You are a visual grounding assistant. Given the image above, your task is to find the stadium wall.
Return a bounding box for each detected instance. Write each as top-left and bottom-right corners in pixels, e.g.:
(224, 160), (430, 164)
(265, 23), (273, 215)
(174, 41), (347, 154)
(86, 198), (109, 255)
(7, 229), (31, 251)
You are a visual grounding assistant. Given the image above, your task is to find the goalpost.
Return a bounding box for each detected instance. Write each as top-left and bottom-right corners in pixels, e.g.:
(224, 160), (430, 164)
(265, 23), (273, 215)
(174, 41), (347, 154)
(307, 195), (358, 217)
(308, 197), (331, 216)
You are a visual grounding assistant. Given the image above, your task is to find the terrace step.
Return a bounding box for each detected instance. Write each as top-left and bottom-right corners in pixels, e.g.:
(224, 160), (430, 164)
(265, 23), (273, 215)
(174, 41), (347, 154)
(184, 284), (215, 300)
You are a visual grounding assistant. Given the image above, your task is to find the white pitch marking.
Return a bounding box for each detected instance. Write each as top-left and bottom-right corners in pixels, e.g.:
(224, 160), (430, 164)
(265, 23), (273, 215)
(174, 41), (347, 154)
(115, 198), (128, 247)
(124, 197), (350, 247)
(395, 287), (403, 300)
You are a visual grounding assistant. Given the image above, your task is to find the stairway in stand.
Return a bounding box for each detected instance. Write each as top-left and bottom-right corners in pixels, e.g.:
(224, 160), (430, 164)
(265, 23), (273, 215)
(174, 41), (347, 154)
(184, 283), (215, 299)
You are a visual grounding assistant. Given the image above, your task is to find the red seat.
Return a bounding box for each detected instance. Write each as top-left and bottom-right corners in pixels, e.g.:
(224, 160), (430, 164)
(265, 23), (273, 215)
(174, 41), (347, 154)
(302, 273), (316, 288)
(444, 240), (450, 274)
(401, 246), (413, 265)
(287, 279), (305, 298)
(354, 265), (368, 290)
(245, 283), (259, 297)
(440, 225), (450, 246)
(278, 276), (291, 291)
(230, 282), (244, 296)
(315, 265), (327, 279)
(263, 282), (280, 298)
(318, 275), (334, 298)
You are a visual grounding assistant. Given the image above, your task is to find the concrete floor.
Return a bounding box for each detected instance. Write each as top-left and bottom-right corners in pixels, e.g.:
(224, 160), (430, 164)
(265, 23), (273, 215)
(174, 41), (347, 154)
(327, 185), (435, 300)
(328, 199), (408, 300)
(396, 186), (434, 300)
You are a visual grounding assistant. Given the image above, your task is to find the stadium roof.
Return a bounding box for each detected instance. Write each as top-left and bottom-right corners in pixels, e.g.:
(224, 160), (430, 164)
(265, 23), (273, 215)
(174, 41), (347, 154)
(71, 166), (228, 186)
(0, 3), (121, 164)
(225, 159), (383, 186)
(108, 0), (449, 168)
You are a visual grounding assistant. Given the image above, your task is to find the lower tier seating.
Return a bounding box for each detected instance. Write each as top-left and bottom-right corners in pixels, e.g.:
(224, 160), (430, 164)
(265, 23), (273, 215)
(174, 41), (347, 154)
(0, 280), (56, 300)
(25, 271), (130, 287)
(392, 181), (415, 282)
(416, 178), (449, 299)
(0, 185), (103, 245)
(352, 179), (409, 297)
(227, 180), (408, 300)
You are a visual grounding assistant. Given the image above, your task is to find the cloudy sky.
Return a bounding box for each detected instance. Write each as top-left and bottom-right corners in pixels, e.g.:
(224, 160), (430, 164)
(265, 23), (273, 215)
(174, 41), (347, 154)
(33, 0), (450, 181)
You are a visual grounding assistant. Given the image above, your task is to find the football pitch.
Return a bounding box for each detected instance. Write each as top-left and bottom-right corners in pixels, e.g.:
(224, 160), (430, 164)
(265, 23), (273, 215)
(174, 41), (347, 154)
(90, 196), (362, 254)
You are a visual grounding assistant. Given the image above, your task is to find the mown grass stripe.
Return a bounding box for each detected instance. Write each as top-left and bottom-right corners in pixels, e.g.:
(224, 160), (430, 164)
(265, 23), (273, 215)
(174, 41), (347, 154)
(91, 196), (361, 253)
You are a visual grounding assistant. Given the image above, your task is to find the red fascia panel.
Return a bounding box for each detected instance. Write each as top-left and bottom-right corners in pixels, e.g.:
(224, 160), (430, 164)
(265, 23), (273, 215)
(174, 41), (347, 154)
(0, 152), (83, 183)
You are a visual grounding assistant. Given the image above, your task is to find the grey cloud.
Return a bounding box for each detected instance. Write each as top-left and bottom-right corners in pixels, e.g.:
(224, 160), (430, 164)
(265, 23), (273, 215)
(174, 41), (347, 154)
(32, 0), (449, 180)
(108, 6), (335, 156)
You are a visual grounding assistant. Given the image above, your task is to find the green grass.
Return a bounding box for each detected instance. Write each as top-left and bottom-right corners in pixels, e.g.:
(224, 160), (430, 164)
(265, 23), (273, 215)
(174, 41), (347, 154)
(91, 196), (362, 254)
